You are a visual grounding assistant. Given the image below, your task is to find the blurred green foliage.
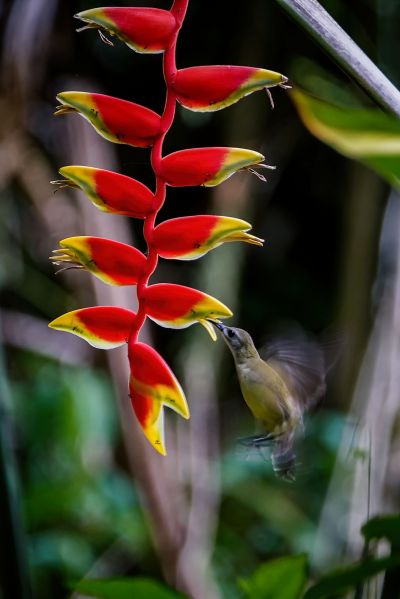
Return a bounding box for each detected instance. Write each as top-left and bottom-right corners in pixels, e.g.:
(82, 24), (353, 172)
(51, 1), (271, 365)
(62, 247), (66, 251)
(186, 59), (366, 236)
(9, 356), (150, 596)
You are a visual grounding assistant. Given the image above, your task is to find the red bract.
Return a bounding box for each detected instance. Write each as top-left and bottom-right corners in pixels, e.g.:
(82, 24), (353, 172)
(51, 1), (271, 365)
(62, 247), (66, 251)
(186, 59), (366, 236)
(157, 147), (270, 187)
(173, 65), (288, 112)
(142, 283), (232, 339)
(49, 306), (136, 349)
(129, 342), (189, 455)
(51, 236), (147, 286)
(75, 7), (177, 54)
(55, 92), (161, 147)
(53, 166), (154, 218)
(153, 215), (264, 260)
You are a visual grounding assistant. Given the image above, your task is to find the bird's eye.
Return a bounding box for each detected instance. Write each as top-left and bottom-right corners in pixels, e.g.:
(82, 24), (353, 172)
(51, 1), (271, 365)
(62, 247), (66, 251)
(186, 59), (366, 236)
(227, 329), (235, 339)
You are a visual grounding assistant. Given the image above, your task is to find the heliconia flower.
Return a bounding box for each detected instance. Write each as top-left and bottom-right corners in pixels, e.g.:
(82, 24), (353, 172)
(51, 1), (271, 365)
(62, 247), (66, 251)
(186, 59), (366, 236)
(51, 166), (154, 218)
(50, 236), (146, 286)
(55, 92), (161, 148)
(75, 7), (177, 54)
(153, 215), (264, 260)
(49, 306), (136, 349)
(157, 147), (275, 187)
(142, 283), (232, 339)
(129, 342), (189, 455)
(173, 66), (289, 112)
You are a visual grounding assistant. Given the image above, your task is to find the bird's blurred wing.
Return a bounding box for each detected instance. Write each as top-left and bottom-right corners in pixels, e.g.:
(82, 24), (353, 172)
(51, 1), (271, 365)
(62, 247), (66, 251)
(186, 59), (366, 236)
(260, 332), (326, 410)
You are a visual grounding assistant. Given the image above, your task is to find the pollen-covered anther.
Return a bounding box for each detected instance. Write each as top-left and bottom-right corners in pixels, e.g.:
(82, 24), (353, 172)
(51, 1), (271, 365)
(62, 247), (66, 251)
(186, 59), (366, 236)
(50, 179), (79, 193)
(50, 248), (84, 274)
(54, 104), (77, 116)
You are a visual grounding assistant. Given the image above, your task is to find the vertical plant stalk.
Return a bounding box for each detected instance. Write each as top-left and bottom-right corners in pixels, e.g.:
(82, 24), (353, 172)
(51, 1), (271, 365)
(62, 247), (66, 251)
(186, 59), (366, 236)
(128, 0), (188, 351)
(275, 0), (400, 117)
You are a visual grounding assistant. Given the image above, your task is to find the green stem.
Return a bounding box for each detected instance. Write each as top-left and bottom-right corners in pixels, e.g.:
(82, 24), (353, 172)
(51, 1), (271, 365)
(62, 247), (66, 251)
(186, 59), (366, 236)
(0, 313), (31, 599)
(275, 0), (400, 117)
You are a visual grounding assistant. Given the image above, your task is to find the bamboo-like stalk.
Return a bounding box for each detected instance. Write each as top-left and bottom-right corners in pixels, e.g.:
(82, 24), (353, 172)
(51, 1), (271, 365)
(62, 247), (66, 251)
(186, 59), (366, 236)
(275, 0), (400, 117)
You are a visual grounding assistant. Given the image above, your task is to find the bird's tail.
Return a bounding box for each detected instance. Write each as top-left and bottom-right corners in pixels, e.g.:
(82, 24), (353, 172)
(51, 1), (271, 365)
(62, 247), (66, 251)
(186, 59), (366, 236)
(271, 441), (296, 482)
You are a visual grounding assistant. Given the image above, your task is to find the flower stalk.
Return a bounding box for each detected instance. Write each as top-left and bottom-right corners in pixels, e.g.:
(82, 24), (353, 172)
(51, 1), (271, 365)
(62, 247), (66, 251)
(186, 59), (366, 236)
(50, 0), (288, 455)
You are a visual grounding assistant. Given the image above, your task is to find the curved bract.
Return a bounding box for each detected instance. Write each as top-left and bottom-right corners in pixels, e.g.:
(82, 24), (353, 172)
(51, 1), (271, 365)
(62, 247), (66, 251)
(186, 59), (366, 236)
(51, 236), (147, 286)
(129, 342), (189, 455)
(49, 306), (136, 349)
(142, 283), (232, 340)
(153, 215), (264, 260)
(174, 65), (288, 112)
(54, 166), (154, 218)
(55, 92), (161, 147)
(158, 147), (268, 187)
(75, 7), (177, 54)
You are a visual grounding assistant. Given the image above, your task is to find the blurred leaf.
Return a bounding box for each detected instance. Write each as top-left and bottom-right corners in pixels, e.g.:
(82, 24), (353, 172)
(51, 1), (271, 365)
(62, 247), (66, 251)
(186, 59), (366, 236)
(239, 554), (307, 599)
(292, 90), (400, 187)
(361, 514), (400, 548)
(304, 555), (400, 599)
(72, 577), (187, 599)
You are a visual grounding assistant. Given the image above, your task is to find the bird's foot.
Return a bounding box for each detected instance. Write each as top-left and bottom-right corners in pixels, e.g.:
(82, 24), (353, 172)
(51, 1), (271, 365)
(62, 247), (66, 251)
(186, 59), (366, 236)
(237, 433), (281, 448)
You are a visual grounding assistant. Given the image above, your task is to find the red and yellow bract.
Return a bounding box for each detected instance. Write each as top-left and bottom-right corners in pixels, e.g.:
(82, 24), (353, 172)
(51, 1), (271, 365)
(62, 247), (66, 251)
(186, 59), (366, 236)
(55, 166), (154, 218)
(158, 147), (265, 187)
(142, 283), (232, 339)
(49, 306), (136, 349)
(174, 65), (288, 112)
(51, 236), (147, 286)
(153, 215), (264, 260)
(75, 7), (177, 54)
(129, 342), (189, 455)
(55, 92), (161, 147)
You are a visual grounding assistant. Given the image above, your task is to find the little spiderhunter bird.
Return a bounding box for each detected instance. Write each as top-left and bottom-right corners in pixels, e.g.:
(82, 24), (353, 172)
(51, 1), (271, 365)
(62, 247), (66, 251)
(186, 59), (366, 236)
(209, 320), (333, 481)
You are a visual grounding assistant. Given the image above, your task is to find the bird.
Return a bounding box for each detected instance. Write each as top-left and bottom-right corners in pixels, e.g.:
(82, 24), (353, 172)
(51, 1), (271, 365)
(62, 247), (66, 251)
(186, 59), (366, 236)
(209, 320), (333, 481)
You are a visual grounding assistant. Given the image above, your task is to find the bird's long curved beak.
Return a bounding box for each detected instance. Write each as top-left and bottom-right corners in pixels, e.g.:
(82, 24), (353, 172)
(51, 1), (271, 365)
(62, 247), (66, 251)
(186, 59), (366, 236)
(206, 318), (225, 332)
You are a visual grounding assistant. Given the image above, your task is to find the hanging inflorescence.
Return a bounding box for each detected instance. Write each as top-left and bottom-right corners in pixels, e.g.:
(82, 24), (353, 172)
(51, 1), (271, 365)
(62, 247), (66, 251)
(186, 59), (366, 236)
(49, 1), (289, 455)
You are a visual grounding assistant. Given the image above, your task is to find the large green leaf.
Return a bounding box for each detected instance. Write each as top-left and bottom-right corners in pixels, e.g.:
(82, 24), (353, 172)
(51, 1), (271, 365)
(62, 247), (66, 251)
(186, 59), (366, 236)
(238, 554), (307, 599)
(303, 555), (400, 599)
(361, 514), (400, 549)
(292, 89), (400, 188)
(72, 577), (187, 599)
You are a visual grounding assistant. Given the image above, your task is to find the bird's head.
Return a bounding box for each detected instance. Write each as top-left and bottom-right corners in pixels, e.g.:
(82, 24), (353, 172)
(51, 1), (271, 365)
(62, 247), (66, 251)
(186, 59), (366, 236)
(209, 321), (258, 360)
